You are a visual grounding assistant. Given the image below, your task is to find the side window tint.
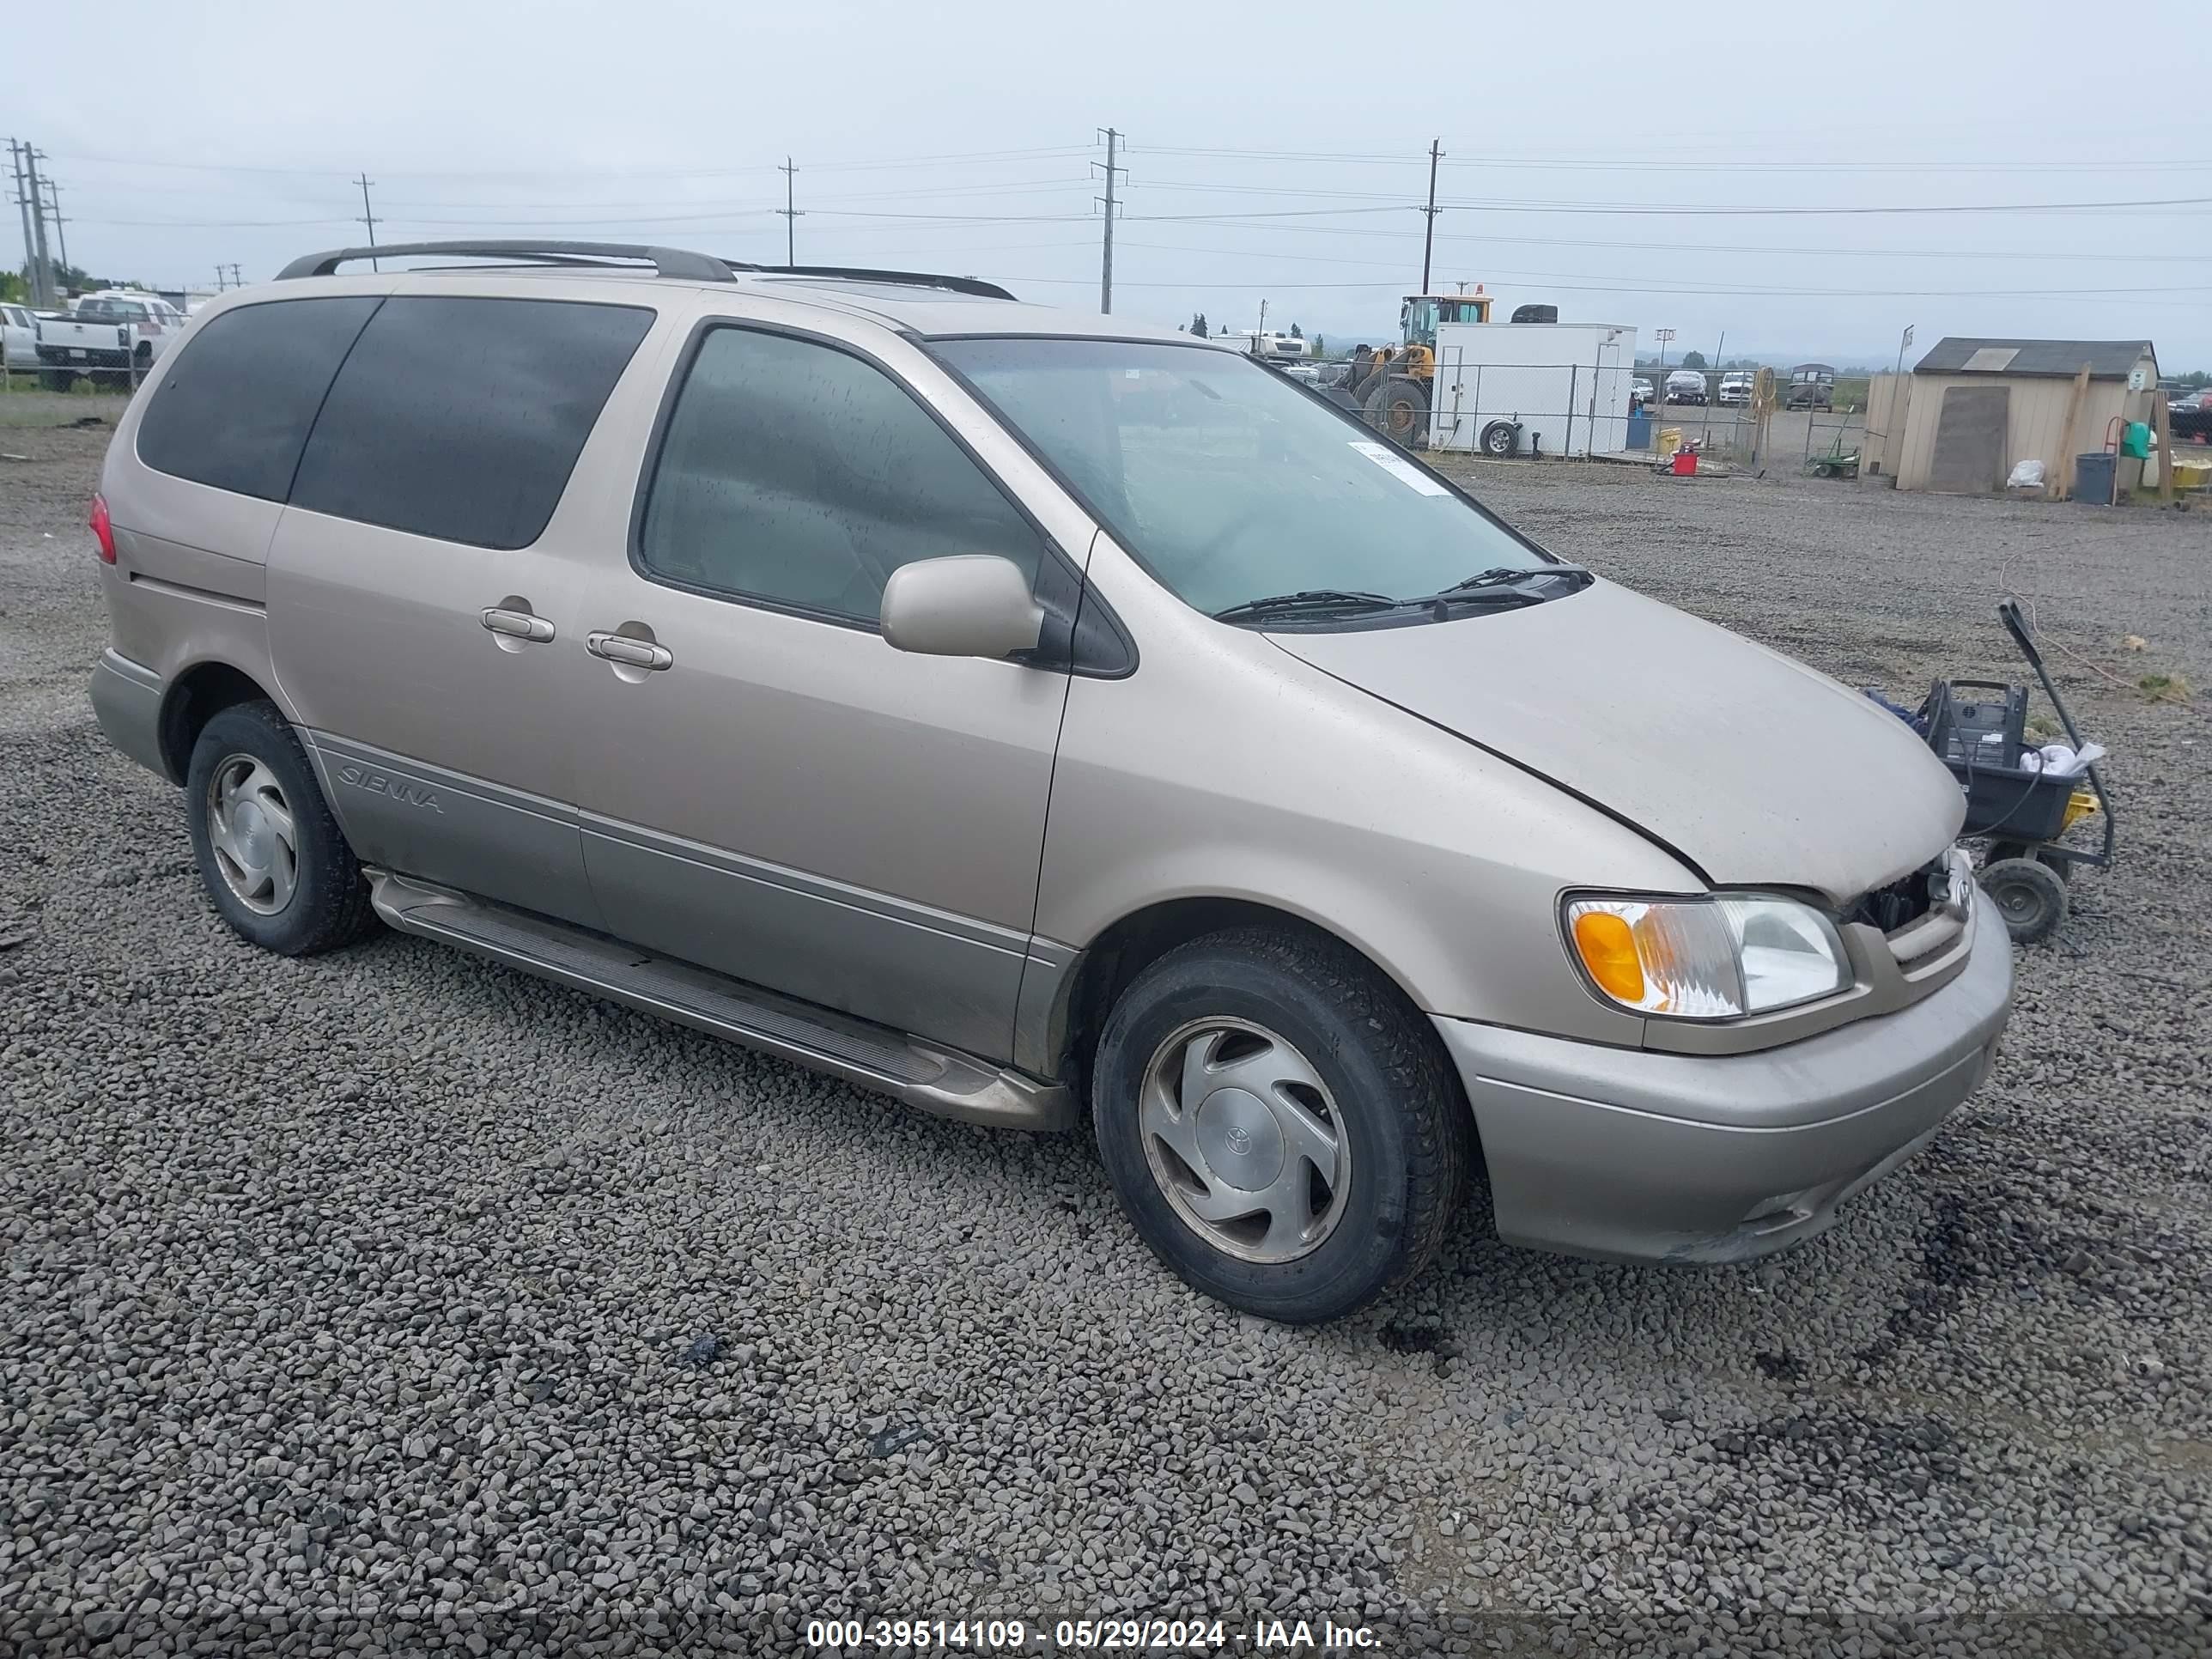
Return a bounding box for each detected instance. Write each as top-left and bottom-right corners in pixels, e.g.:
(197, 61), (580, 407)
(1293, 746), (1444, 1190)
(638, 327), (1045, 623)
(137, 297), (383, 501)
(291, 296), (652, 550)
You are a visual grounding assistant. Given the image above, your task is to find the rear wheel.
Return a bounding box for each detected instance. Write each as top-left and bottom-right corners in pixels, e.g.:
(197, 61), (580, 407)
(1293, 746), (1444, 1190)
(1091, 926), (1470, 1324)
(1480, 419), (1519, 458)
(40, 368), (74, 393)
(1363, 376), (1429, 447)
(185, 700), (375, 956)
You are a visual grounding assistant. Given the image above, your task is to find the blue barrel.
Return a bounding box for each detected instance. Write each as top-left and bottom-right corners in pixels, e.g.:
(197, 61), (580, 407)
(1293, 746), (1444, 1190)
(1626, 410), (1651, 450)
(2075, 452), (2116, 506)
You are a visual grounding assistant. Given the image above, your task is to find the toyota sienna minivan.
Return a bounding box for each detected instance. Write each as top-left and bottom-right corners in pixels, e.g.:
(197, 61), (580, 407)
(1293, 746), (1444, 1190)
(87, 240), (2011, 1323)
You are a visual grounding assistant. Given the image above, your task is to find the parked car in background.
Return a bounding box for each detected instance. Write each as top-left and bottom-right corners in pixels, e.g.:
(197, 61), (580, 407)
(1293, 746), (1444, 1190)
(34, 290), (187, 391)
(1632, 377), (1656, 410)
(1664, 368), (1707, 404)
(2170, 392), (2212, 445)
(1717, 372), (1753, 407)
(1, 302), (38, 371)
(1786, 363), (1837, 411)
(88, 240), (2011, 1324)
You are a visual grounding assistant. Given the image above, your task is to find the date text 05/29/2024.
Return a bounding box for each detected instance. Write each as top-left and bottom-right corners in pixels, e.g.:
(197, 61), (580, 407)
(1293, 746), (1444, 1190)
(804, 1617), (1383, 1650)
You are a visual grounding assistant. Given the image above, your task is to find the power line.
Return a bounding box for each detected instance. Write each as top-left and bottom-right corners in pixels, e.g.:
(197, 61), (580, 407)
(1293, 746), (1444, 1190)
(39, 143), (1095, 182)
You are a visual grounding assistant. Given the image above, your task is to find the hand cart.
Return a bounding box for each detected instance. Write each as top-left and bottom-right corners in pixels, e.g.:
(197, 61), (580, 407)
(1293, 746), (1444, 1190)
(1923, 599), (2114, 942)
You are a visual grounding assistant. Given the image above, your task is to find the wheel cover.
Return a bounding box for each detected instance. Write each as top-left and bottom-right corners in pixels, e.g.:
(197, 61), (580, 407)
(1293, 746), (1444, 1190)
(1993, 880), (2042, 925)
(205, 754), (298, 915)
(1139, 1017), (1351, 1264)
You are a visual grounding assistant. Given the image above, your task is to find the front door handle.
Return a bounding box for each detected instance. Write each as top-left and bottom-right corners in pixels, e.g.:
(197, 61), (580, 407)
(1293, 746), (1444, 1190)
(586, 631), (673, 672)
(481, 607), (555, 643)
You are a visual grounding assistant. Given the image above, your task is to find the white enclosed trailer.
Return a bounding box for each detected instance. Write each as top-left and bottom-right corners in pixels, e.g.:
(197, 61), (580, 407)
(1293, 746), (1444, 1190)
(1428, 322), (1638, 458)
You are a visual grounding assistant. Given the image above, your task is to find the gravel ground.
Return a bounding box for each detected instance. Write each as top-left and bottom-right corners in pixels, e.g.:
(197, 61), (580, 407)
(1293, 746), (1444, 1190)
(4, 423), (2209, 1657)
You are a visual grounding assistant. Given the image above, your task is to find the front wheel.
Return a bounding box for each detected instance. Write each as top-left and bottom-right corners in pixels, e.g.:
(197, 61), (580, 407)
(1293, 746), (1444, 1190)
(1092, 926), (1470, 1324)
(1363, 376), (1429, 448)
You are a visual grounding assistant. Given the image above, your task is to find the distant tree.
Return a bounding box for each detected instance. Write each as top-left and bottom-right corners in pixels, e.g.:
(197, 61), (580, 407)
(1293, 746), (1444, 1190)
(1190, 312), (1209, 338)
(1312, 334), (1324, 356)
(1680, 349), (1708, 371)
(1288, 322), (1303, 339)
(0, 271), (24, 305)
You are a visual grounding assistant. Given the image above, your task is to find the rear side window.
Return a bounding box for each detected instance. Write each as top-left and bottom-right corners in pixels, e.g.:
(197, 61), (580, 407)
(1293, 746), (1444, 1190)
(137, 297), (382, 501)
(289, 296), (652, 550)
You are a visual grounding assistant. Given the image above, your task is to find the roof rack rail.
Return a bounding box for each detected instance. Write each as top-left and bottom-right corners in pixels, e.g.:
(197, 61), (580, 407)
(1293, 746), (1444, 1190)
(276, 240), (735, 283)
(724, 260), (1014, 301)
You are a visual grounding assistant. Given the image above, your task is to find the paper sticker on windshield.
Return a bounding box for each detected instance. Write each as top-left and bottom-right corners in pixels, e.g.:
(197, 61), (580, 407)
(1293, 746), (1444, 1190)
(1349, 441), (1449, 495)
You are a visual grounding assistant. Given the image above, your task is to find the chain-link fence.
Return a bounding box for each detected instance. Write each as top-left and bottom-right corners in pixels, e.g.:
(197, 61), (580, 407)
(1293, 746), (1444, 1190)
(2, 295), (181, 397)
(1297, 351), (1871, 473)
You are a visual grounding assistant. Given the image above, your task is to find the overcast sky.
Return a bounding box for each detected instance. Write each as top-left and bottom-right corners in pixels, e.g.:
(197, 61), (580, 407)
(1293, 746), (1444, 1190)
(15, 0), (2209, 368)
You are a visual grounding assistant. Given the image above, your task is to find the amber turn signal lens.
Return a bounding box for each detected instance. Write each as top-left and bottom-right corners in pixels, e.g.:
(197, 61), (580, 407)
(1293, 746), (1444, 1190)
(1571, 910), (1645, 1004)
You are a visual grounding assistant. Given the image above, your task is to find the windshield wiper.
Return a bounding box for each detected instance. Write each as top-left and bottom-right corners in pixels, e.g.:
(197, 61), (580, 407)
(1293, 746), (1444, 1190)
(1439, 563), (1590, 594)
(1401, 563), (1592, 611)
(1212, 588), (1398, 623)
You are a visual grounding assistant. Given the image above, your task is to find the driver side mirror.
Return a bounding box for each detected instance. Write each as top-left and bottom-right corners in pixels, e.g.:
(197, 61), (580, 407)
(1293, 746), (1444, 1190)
(880, 556), (1045, 660)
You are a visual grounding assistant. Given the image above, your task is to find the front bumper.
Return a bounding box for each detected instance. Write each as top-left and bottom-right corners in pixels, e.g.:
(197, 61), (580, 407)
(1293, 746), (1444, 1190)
(1435, 900), (2012, 1264)
(90, 650), (171, 781)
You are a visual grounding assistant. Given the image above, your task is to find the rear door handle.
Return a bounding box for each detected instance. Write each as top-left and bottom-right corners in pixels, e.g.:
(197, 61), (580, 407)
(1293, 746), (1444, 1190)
(586, 631), (673, 671)
(481, 607), (555, 643)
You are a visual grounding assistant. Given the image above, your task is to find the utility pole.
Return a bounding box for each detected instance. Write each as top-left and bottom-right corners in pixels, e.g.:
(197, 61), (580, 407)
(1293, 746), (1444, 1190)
(228, 262), (243, 289)
(1419, 138), (1443, 295)
(356, 173), (380, 271)
(777, 157), (802, 265)
(216, 264), (228, 292)
(40, 176), (68, 276)
(1095, 128), (1124, 314)
(23, 146), (55, 305)
(7, 141), (39, 307)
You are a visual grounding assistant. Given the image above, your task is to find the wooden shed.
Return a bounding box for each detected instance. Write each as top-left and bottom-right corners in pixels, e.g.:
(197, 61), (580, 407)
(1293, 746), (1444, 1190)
(1892, 337), (2160, 495)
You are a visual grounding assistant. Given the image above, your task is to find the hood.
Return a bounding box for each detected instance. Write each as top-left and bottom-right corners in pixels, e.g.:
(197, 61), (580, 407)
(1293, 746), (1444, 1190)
(1271, 580), (1965, 903)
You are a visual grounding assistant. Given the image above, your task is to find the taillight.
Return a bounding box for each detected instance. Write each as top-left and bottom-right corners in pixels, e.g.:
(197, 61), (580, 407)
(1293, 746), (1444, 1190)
(90, 493), (116, 563)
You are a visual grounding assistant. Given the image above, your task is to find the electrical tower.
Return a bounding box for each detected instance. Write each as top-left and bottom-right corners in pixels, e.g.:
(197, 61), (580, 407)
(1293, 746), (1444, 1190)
(1420, 138), (1443, 295)
(356, 173), (380, 271)
(1095, 128), (1125, 314)
(777, 157), (803, 265)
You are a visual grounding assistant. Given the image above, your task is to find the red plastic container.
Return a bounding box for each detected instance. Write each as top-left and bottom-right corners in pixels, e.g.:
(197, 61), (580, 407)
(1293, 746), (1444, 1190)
(1670, 450), (1698, 477)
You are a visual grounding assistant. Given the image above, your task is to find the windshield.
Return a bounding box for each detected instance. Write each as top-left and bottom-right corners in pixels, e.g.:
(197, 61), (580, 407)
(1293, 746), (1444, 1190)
(930, 337), (1550, 619)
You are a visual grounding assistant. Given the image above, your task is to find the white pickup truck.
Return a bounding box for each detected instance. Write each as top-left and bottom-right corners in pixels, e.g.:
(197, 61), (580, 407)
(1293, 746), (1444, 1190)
(35, 291), (187, 390)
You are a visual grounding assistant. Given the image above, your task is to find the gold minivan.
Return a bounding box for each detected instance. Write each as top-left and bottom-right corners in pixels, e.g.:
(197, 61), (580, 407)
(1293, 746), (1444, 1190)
(88, 240), (2009, 1322)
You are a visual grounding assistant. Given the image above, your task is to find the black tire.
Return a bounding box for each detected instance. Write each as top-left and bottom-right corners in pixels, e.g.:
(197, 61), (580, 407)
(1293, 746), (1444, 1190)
(1979, 856), (2066, 944)
(185, 700), (375, 956)
(1091, 925), (1471, 1324)
(40, 368), (74, 393)
(1363, 376), (1429, 447)
(1480, 419), (1519, 459)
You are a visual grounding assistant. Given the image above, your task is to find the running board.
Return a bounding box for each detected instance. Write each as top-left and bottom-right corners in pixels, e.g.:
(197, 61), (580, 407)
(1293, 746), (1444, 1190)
(365, 871), (1076, 1132)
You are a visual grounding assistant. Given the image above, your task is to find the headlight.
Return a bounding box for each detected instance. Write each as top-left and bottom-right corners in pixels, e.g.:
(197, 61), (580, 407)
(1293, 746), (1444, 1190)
(1564, 893), (1850, 1019)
